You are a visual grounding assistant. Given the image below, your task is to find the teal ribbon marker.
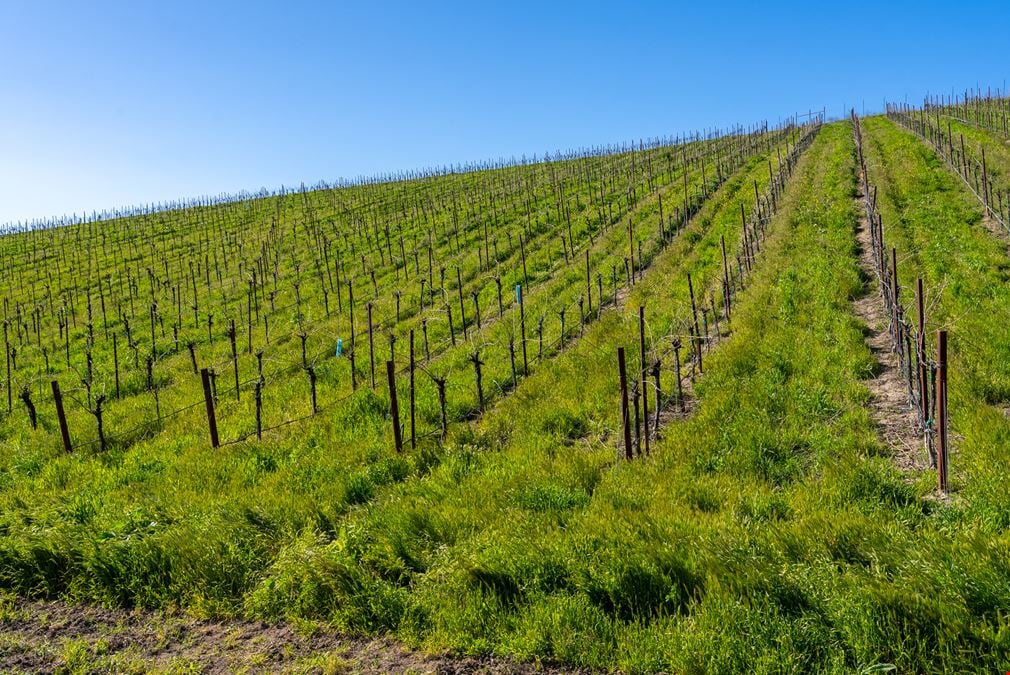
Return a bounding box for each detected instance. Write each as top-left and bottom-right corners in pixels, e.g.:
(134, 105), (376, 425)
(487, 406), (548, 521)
(336, 337), (343, 357)
(515, 283), (522, 304)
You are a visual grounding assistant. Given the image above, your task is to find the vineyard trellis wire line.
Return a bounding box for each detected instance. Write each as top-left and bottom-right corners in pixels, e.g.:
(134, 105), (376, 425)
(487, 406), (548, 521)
(613, 115), (823, 459)
(6, 120), (810, 455)
(852, 109), (949, 491)
(66, 133), (803, 450)
(887, 100), (1010, 233)
(227, 118), (812, 453)
(6, 126), (745, 397)
(4, 130), (732, 413)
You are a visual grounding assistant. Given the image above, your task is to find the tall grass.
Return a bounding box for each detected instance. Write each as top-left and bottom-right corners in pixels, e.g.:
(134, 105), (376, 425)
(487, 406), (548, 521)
(4, 119), (1010, 673)
(238, 122), (1001, 673)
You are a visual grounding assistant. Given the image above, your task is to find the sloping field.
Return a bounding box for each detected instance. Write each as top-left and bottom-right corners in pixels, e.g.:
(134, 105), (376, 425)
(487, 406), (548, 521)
(4, 98), (1010, 672)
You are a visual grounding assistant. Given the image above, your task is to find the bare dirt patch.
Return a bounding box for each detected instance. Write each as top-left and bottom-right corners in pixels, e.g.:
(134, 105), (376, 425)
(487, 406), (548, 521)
(651, 387), (698, 435)
(852, 193), (928, 473)
(0, 596), (588, 674)
(980, 212), (1010, 246)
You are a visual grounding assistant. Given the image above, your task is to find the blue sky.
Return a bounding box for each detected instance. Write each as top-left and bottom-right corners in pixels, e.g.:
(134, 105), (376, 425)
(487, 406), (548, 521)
(1, 0), (1007, 225)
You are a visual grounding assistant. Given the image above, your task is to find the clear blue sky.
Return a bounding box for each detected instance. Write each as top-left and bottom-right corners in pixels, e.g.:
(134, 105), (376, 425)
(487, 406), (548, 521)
(1, 0), (1007, 225)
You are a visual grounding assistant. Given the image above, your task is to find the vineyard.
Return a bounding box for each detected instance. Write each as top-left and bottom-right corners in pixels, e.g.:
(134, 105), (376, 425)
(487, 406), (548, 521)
(3, 92), (1010, 672)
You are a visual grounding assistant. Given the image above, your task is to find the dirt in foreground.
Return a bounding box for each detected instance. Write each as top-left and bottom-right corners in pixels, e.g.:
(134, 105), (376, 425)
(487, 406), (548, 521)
(851, 185), (928, 474)
(0, 596), (586, 674)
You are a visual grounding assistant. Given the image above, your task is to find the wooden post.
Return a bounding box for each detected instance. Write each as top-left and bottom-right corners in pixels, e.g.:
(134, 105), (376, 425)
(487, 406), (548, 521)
(639, 306), (650, 455)
(368, 302), (376, 388)
(200, 368), (220, 448)
(471, 351), (484, 413)
(229, 319), (239, 401)
(890, 248), (900, 337)
(4, 323), (10, 414)
(916, 279), (929, 445)
(936, 330), (948, 493)
(386, 360), (402, 452)
(688, 273), (702, 373)
(248, 284), (254, 352)
(960, 134), (967, 178)
(436, 377), (447, 439)
(518, 285), (528, 374)
(255, 381), (263, 440)
(673, 338), (684, 412)
(349, 345), (357, 390)
(618, 347), (632, 460)
(51, 380), (72, 453)
(409, 329), (416, 449)
(509, 338), (517, 388)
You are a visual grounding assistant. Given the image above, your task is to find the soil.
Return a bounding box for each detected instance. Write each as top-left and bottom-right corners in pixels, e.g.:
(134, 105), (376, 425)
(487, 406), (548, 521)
(852, 189), (928, 473)
(0, 596), (588, 674)
(980, 212), (1010, 246)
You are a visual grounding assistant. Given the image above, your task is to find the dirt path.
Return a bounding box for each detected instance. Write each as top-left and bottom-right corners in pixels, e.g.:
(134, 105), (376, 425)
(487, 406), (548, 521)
(980, 213), (1010, 247)
(0, 596), (587, 674)
(852, 188), (925, 472)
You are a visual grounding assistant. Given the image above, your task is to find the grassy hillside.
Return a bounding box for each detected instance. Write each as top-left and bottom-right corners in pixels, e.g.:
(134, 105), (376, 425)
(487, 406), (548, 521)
(6, 107), (1010, 673)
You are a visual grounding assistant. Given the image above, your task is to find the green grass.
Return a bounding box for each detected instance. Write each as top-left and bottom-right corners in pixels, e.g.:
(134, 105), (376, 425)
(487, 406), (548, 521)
(252, 119), (1009, 673)
(237, 126), (814, 651)
(0, 125), (793, 614)
(5, 113), (1010, 673)
(861, 115), (1010, 527)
